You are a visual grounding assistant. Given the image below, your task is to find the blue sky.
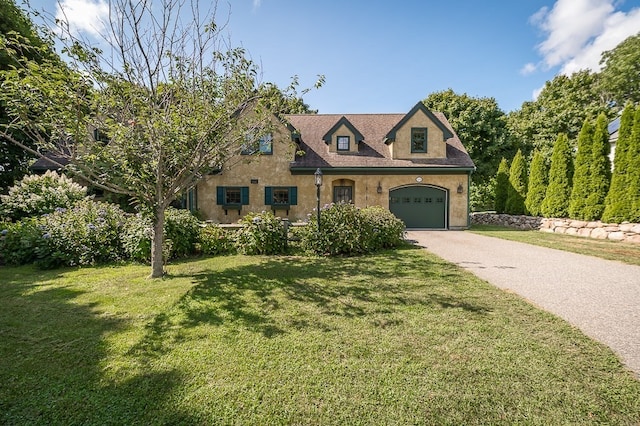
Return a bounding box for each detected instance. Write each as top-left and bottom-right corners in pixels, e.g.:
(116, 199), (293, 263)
(29, 0), (640, 114)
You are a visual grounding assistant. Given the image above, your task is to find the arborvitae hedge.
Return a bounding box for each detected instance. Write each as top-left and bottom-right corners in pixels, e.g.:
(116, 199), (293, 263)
(525, 151), (548, 217)
(603, 104), (634, 222)
(494, 158), (509, 213)
(569, 119), (594, 219)
(628, 106), (640, 222)
(506, 149), (527, 215)
(541, 133), (573, 218)
(583, 113), (611, 220)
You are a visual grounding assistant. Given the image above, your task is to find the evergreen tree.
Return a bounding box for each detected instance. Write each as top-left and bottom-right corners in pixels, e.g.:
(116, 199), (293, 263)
(506, 149), (527, 215)
(628, 106), (640, 222)
(494, 157), (509, 213)
(569, 119), (594, 219)
(583, 113), (611, 220)
(541, 134), (573, 218)
(525, 151), (547, 216)
(603, 103), (634, 222)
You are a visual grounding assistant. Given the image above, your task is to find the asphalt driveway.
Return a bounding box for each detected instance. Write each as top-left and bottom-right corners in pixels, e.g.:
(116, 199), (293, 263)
(407, 230), (640, 377)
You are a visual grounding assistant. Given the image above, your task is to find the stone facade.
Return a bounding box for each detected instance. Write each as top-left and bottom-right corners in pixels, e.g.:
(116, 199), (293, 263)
(471, 213), (640, 243)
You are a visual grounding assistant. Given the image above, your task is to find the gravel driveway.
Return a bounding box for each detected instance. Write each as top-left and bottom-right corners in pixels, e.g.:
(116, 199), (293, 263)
(407, 230), (640, 377)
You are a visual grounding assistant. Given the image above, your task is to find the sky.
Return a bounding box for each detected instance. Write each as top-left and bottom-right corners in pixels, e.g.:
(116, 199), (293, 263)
(28, 0), (640, 114)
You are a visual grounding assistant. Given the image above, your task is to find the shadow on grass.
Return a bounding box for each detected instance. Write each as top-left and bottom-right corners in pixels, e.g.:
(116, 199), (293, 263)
(0, 266), (197, 424)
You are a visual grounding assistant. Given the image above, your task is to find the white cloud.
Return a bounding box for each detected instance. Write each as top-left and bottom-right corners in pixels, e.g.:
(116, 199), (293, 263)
(527, 0), (640, 75)
(56, 0), (109, 37)
(520, 63), (537, 75)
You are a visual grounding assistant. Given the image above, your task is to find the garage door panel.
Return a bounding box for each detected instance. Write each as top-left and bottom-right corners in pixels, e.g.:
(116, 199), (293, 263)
(389, 186), (447, 229)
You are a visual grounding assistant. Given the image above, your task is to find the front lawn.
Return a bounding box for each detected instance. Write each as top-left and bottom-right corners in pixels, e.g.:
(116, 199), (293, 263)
(1, 248), (639, 424)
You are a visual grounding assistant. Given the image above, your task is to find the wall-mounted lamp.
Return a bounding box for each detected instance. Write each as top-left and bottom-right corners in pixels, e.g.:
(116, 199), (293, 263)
(457, 183), (464, 194)
(376, 182), (382, 194)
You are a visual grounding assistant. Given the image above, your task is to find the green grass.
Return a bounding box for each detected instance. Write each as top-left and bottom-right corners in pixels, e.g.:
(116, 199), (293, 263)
(470, 224), (640, 266)
(1, 248), (639, 424)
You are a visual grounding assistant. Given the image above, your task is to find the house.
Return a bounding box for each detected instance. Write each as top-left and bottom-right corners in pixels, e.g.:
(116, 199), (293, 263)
(196, 102), (475, 229)
(609, 116), (620, 168)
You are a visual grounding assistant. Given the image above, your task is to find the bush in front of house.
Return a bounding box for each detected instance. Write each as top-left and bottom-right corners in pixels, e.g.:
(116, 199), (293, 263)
(234, 211), (287, 255)
(359, 205), (405, 251)
(198, 224), (235, 256)
(0, 218), (42, 265)
(0, 171), (88, 221)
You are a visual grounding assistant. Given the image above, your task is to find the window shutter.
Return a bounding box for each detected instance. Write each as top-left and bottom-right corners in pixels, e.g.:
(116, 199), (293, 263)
(290, 187), (298, 205)
(241, 187), (249, 205)
(265, 187), (273, 205)
(216, 186), (224, 205)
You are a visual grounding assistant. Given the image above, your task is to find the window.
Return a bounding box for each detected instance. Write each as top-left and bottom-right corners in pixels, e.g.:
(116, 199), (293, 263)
(411, 128), (427, 153)
(265, 187), (298, 207)
(333, 186), (353, 203)
(216, 186), (249, 206)
(337, 136), (350, 151)
(225, 188), (241, 204)
(241, 133), (273, 155)
(259, 134), (273, 154)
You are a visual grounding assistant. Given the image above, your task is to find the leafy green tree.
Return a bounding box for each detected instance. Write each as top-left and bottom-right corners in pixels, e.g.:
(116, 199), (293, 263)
(603, 104), (635, 222)
(0, 0), (320, 278)
(541, 134), (573, 218)
(583, 113), (611, 220)
(600, 33), (640, 111)
(506, 71), (608, 158)
(423, 89), (513, 183)
(627, 106), (640, 222)
(506, 150), (527, 215)
(494, 158), (509, 213)
(525, 151), (547, 216)
(569, 119), (594, 219)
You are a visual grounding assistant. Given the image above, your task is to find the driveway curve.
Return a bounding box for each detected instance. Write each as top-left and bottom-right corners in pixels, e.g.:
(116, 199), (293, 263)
(407, 230), (640, 377)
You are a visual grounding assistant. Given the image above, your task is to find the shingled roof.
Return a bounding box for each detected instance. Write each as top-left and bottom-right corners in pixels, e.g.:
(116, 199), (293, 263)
(285, 111), (474, 171)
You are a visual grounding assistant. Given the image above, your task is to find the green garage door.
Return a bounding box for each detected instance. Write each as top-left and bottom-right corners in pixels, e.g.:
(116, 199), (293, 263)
(389, 186), (447, 229)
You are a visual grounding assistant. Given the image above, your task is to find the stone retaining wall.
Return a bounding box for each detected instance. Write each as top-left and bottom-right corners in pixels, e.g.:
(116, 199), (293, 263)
(471, 213), (640, 243)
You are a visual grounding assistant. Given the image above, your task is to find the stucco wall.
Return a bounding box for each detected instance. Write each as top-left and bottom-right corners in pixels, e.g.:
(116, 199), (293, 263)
(392, 109), (446, 159)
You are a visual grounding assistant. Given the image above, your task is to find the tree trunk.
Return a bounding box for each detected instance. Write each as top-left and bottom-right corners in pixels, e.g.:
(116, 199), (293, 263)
(149, 205), (165, 278)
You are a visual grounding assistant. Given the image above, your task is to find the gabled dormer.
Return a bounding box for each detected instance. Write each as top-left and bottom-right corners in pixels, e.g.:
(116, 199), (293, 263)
(322, 116), (364, 154)
(384, 102), (453, 160)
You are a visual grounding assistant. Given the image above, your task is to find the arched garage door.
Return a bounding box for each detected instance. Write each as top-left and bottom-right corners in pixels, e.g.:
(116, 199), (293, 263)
(389, 186), (447, 229)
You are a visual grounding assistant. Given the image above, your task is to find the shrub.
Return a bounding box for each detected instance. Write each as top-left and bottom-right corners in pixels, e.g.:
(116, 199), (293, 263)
(235, 211), (287, 255)
(198, 224), (235, 256)
(470, 180), (495, 212)
(494, 158), (509, 213)
(569, 119), (594, 219)
(121, 213), (153, 263)
(541, 133), (573, 218)
(0, 218), (42, 265)
(525, 151), (548, 217)
(359, 206), (405, 251)
(0, 171), (88, 221)
(300, 203), (367, 256)
(506, 150), (528, 215)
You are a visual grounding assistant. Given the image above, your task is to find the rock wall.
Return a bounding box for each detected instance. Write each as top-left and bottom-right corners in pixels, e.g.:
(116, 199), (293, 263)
(471, 213), (640, 243)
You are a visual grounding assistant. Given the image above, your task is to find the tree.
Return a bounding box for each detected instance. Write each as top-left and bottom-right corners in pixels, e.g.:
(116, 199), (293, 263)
(494, 158), (509, 213)
(600, 33), (640, 111)
(627, 106), (640, 222)
(583, 113), (611, 220)
(525, 151), (547, 217)
(0, 0), (320, 278)
(506, 149), (527, 215)
(506, 71), (608, 159)
(422, 89), (513, 183)
(603, 104), (635, 222)
(541, 134), (573, 218)
(569, 119), (594, 219)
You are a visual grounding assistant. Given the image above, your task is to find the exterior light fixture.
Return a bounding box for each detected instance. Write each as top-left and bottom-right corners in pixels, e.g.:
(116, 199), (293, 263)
(457, 183), (464, 194)
(377, 182), (382, 194)
(314, 168), (323, 231)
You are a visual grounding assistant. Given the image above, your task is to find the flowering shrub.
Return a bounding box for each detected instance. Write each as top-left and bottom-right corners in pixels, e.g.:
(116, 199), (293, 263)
(234, 211), (287, 255)
(360, 206), (405, 250)
(0, 171), (88, 221)
(198, 224), (235, 256)
(0, 218), (42, 265)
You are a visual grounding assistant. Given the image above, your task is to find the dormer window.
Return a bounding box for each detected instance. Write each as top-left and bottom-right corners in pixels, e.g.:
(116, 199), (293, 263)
(411, 128), (427, 153)
(337, 136), (350, 151)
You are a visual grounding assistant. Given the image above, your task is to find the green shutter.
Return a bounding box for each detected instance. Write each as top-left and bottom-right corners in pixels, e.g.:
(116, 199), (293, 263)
(241, 187), (249, 205)
(216, 186), (224, 205)
(290, 187), (298, 205)
(265, 187), (273, 205)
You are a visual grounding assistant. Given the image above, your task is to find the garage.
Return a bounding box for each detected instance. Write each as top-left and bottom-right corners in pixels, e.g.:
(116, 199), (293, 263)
(389, 186), (448, 229)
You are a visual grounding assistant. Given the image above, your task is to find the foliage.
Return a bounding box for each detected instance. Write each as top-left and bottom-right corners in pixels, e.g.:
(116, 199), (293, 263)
(525, 151), (548, 217)
(494, 158), (509, 213)
(603, 104), (635, 222)
(541, 134), (573, 218)
(197, 224), (235, 256)
(469, 179), (495, 212)
(506, 150), (527, 215)
(599, 33), (640, 111)
(627, 106), (640, 222)
(423, 89), (513, 183)
(569, 119), (594, 219)
(0, 217), (40, 265)
(506, 71), (608, 158)
(582, 113), (611, 220)
(359, 205), (406, 251)
(234, 211), (287, 255)
(0, 170), (87, 220)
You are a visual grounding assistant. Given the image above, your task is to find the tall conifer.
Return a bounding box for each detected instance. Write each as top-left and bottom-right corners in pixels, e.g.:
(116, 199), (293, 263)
(541, 134), (573, 218)
(525, 151), (548, 216)
(506, 149), (528, 215)
(494, 158), (509, 213)
(569, 119), (594, 219)
(603, 104), (634, 222)
(583, 113), (611, 220)
(628, 106), (640, 222)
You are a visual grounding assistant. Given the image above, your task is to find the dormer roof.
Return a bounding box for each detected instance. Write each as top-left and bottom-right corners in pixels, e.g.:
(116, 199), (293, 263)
(384, 102), (453, 144)
(322, 116), (364, 144)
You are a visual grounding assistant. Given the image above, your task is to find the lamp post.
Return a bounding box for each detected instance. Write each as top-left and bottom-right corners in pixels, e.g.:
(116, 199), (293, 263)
(314, 168), (323, 231)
